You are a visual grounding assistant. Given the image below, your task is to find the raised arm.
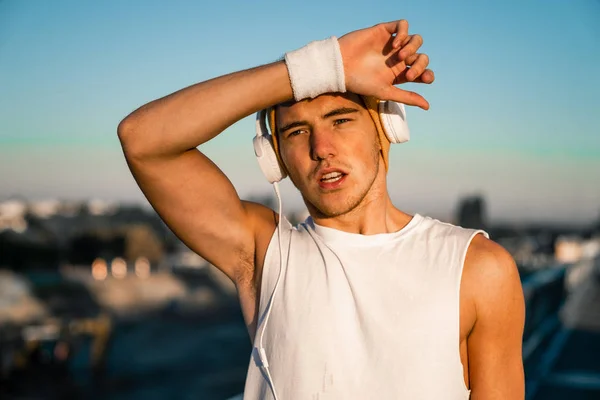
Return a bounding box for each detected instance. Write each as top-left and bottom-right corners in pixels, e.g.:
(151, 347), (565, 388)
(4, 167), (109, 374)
(117, 62), (293, 283)
(116, 20), (434, 287)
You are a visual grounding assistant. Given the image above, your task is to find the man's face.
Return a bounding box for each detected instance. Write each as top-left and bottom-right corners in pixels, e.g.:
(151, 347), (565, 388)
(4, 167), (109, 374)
(276, 93), (383, 218)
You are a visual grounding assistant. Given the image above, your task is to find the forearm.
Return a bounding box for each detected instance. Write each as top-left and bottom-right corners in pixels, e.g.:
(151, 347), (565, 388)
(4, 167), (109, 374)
(117, 61), (292, 159)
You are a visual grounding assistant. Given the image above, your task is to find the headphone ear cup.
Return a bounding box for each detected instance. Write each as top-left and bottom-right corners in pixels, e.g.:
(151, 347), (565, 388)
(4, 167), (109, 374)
(253, 135), (286, 183)
(378, 101), (410, 144)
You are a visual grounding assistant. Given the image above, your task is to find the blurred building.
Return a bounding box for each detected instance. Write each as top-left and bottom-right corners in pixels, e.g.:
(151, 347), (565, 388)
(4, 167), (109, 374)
(456, 195), (488, 231)
(68, 224), (164, 266)
(0, 270), (48, 325)
(555, 236), (583, 264)
(0, 199), (28, 233)
(555, 235), (600, 264)
(0, 198), (172, 271)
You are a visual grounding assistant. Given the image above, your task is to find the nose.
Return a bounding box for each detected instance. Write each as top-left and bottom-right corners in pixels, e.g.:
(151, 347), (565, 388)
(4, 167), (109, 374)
(309, 126), (337, 161)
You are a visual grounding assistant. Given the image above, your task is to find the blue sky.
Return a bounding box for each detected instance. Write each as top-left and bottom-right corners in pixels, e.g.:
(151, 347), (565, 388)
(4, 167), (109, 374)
(1, 0), (599, 224)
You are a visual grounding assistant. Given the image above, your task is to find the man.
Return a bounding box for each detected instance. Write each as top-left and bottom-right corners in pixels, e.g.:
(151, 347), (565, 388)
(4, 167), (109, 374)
(118, 20), (525, 399)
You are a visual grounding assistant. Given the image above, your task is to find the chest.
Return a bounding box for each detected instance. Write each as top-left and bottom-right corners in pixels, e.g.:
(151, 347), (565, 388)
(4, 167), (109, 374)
(271, 241), (464, 342)
(249, 241), (473, 399)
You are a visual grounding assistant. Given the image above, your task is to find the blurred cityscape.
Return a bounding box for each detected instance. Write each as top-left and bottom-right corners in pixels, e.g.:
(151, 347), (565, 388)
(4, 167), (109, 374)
(1, 195), (600, 399)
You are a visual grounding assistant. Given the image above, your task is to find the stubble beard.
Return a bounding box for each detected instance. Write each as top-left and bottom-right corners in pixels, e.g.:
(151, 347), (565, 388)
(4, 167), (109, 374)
(301, 148), (382, 219)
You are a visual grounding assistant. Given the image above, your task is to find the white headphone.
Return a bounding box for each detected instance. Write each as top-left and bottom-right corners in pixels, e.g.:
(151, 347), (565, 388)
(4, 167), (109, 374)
(253, 100), (410, 183)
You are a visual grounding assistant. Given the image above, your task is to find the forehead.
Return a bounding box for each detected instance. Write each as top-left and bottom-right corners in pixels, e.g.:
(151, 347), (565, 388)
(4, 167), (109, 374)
(275, 92), (366, 125)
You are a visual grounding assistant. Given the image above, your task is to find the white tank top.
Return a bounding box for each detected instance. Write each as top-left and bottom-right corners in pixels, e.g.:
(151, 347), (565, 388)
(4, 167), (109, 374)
(243, 213), (487, 400)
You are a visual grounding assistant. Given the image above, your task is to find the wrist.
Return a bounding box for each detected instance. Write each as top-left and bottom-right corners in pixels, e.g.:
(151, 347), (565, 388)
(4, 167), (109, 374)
(284, 36), (346, 101)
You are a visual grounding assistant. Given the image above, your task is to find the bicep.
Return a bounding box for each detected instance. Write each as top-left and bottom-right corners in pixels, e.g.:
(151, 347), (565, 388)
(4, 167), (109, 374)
(125, 148), (259, 282)
(466, 238), (526, 399)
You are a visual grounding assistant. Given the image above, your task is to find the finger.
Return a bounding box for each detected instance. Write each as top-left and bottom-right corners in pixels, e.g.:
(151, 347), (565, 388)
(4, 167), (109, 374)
(393, 68), (434, 85)
(392, 53), (429, 82)
(405, 53), (430, 81)
(402, 53), (419, 66)
(398, 34), (423, 60)
(381, 20), (409, 48)
(420, 69), (435, 84)
(403, 54), (433, 83)
(399, 32), (412, 47)
(394, 69), (435, 85)
(380, 86), (430, 110)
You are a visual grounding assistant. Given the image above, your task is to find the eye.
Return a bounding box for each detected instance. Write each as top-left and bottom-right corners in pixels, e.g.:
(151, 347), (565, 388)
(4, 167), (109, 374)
(287, 129), (306, 138)
(333, 118), (351, 126)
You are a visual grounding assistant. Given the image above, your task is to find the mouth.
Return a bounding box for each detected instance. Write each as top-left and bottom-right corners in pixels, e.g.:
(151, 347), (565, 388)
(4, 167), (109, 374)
(316, 168), (348, 190)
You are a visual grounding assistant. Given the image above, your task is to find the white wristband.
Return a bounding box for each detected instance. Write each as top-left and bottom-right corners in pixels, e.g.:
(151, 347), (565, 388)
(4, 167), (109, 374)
(284, 36), (346, 101)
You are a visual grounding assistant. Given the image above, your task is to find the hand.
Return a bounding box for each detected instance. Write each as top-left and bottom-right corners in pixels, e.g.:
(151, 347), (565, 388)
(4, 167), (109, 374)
(338, 20), (435, 109)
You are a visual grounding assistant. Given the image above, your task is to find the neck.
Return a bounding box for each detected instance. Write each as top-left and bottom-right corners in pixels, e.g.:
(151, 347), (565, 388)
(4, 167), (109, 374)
(308, 168), (413, 235)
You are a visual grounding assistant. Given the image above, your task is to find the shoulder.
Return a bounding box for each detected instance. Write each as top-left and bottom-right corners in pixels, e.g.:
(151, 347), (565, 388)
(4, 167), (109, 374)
(415, 215), (485, 247)
(464, 234), (519, 290)
(417, 214), (473, 235)
(462, 234), (525, 327)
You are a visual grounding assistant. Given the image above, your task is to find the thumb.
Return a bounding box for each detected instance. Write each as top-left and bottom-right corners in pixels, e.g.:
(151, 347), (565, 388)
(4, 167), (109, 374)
(379, 86), (430, 110)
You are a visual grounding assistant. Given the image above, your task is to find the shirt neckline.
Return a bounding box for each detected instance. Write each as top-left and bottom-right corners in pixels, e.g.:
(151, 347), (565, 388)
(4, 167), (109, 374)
(305, 213), (423, 247)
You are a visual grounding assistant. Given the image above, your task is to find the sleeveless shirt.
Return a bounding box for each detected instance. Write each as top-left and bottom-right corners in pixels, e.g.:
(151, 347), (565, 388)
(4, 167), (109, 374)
(243, 213), (488, 400)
